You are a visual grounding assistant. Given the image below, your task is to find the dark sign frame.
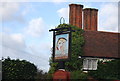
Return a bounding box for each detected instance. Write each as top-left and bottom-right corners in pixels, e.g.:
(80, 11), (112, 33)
(53, 31), (71, 62)
(49, 27), (72, 62)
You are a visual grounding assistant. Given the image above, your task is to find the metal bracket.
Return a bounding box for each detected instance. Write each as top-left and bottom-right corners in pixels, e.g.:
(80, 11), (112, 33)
(60, 17), (65, 24)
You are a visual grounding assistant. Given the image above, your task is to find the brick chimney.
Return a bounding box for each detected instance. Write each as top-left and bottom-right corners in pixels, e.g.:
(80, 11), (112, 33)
(83, 8), (98, 31)
(69, 4), (83, 29)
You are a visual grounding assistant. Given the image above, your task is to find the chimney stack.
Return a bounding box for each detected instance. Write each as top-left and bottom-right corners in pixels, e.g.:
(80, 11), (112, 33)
(83, 8), (98, 31)
(69, 4), (83, 29)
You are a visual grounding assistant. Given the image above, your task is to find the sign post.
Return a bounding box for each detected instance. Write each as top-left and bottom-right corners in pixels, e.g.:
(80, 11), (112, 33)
(49, 26), (72, 81)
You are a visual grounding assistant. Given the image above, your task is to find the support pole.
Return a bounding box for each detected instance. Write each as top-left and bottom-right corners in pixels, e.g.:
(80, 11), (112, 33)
(58, 61), (65, 69)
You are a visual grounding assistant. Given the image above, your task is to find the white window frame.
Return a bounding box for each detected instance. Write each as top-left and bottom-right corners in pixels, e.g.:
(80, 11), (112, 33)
(83, 58), (98, 70)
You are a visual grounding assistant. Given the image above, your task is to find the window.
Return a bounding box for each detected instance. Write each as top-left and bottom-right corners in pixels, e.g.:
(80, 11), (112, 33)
(83, 58), (98, 70)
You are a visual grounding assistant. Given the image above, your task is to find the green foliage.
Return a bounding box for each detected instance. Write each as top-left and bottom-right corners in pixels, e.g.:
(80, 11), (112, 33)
(48, 24), (85, 77)
(88, 59), (120, 80)
(2, 57), (37, 80)
(35, 70), (48, 81)
(70, 70), (88, 80)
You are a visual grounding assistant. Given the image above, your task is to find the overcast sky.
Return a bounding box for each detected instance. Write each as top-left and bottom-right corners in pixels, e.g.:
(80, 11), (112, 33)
(0, 0), (119, 72)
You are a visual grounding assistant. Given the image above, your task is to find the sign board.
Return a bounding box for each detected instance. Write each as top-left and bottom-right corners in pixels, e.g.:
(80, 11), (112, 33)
(49, 27), (72, 62)
(83, 58), (98, 70)
(53, 32), (71, 61)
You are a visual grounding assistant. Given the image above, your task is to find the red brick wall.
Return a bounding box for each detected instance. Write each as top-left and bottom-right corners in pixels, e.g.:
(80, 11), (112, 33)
(53, 70), (70, 81)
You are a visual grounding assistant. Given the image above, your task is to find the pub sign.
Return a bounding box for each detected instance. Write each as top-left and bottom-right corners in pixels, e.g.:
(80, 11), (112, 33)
(49, 27), (72, 61)
(55, 32), (70, 60)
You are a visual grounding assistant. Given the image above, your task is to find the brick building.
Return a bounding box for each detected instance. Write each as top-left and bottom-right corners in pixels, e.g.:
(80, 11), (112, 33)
(53, 4), (119, 80)
(69, 4), (119, 59)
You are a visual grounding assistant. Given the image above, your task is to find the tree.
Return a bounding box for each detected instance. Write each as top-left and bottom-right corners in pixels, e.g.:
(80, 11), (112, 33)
(2, 57), (37, 80)
(35, 69), (48, 81)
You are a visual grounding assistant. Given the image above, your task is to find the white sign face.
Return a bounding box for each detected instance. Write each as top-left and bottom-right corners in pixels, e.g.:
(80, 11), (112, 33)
(83, 58), (98, 70)
(55, 33), (69, 60)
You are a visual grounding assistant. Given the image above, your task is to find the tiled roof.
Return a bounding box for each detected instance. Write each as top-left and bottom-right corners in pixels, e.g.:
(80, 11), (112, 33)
(83, 31), (120, 58)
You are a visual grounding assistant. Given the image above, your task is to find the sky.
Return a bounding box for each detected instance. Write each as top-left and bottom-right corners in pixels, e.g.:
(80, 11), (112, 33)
(0, 0), (119, 72)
